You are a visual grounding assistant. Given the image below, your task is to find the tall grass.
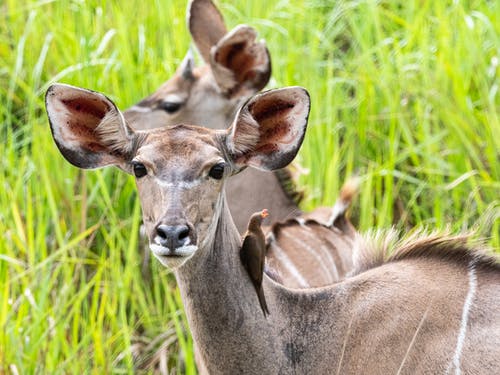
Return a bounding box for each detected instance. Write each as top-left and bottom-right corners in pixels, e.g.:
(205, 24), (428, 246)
(1, 0), (498, 373)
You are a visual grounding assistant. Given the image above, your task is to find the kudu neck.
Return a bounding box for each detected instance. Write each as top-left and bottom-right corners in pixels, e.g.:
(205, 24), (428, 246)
(174, 189), (280, 373)
(175, 187), (253, 293)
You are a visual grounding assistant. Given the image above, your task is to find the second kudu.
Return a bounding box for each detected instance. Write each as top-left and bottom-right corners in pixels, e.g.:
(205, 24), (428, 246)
(46, 83), (500, 374)
(124, 0), (355, 285)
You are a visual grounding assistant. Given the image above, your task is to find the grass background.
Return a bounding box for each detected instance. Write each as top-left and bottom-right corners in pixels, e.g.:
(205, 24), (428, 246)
(1, 0), (498, 373)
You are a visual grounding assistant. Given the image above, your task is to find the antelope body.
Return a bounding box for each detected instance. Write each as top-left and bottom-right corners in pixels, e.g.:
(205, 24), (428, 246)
(46, 83), (500, 374)
(265, 204), (356, 288)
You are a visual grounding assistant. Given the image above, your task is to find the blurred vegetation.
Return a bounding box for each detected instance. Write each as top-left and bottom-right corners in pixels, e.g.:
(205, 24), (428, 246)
(0, 0), (498, 373)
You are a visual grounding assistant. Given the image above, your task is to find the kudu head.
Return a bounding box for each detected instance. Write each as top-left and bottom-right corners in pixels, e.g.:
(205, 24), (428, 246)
(46, 83), (309, 268)
(124, 0), (271, 130)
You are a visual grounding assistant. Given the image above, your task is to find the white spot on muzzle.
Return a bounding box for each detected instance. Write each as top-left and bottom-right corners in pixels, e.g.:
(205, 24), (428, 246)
(149, 243), (198, 268)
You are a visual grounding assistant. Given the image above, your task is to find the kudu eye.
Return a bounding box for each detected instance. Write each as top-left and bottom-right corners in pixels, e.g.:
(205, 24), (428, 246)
(159, 100), (182, 114)
(132, 161), (147, 178)
(208, 163), (225, 180)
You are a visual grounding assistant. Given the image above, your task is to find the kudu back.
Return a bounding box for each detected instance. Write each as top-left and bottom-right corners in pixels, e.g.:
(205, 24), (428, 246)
(46, 83), (500, 374)
(124, 0), (356, 285)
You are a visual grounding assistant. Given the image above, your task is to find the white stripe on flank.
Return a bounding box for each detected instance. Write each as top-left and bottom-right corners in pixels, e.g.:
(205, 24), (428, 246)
(448, 263), (477, 375)
(282, 228), (339, 282)
(336, 312), (355, 375)
(396, 303), (432, 375)
(269, 241), (309, 288)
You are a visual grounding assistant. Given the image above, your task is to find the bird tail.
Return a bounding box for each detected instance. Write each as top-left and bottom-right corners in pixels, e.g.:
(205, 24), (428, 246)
(257, 287), (270, 318)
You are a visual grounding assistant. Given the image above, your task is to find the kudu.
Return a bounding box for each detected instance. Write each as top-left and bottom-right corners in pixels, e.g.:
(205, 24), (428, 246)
(123, 0), (355, 285)
(46, 83), (500, 374)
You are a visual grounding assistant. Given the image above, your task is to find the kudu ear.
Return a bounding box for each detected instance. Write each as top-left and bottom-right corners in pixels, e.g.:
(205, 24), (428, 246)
(226, 87), (310, 171)
(210, 25), (271, 98)
(188, 0), (227, 63)
(45, 83), (136, 169)
(188, 0), (271, 98)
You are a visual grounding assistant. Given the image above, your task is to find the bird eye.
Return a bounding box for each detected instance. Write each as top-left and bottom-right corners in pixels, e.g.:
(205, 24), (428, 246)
(159, 101), (182, 114)
(132, 161), (147, 178)
(208, 163), (225, 180)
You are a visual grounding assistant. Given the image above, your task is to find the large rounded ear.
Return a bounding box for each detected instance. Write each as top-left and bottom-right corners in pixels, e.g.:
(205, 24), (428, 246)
(210, 25), (271, 98)
(188, 0), (271, 98)
(45, 83), (136, 169)
(226, 87), (310, 171)
(188, 0), (227, 63)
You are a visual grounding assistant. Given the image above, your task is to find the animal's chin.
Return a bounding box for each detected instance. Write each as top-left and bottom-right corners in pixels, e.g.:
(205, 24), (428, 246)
(149, 244), (198, 269)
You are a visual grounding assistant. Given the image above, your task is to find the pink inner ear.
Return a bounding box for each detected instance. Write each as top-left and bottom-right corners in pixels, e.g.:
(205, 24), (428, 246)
(250, 97), (296, 123)
(229, 87), (309, 171)
(250, 98), (297, 148)
(57, 97), (111, 148)
(62, 97), (108, 119)
(215, 41), (264, 83)
(233, 99), (299, 166)
(211, 25), (271, 96)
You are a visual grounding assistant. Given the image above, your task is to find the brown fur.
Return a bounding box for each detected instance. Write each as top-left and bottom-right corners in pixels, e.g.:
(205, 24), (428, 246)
(188, 0), (227, 63)
(46, 83), (500, 374)
(350, 229), (499, 276)
(265, 219), (355, 287)
(123, 4), (354, 288)
(120, 1), (357, 293)
(122, 0), (303, 236)
(273, 167), (304, 206)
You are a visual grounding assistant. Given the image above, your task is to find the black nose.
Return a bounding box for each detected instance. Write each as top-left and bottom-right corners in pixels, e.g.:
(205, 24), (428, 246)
(155, 224), (191, 250)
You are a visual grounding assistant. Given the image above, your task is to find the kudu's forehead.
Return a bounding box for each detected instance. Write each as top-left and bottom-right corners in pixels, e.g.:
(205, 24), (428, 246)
(136, 125), (223, 176)
(124, 64), (231, 131)
(134, 65), (211, 107)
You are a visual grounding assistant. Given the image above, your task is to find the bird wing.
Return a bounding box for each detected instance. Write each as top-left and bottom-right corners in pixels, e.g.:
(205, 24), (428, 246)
(240, 232), (270, 317)
(240, 234), (264, 284)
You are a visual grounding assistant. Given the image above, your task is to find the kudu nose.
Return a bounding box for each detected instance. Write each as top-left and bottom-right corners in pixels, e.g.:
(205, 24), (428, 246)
(155, 224), (191, 250)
